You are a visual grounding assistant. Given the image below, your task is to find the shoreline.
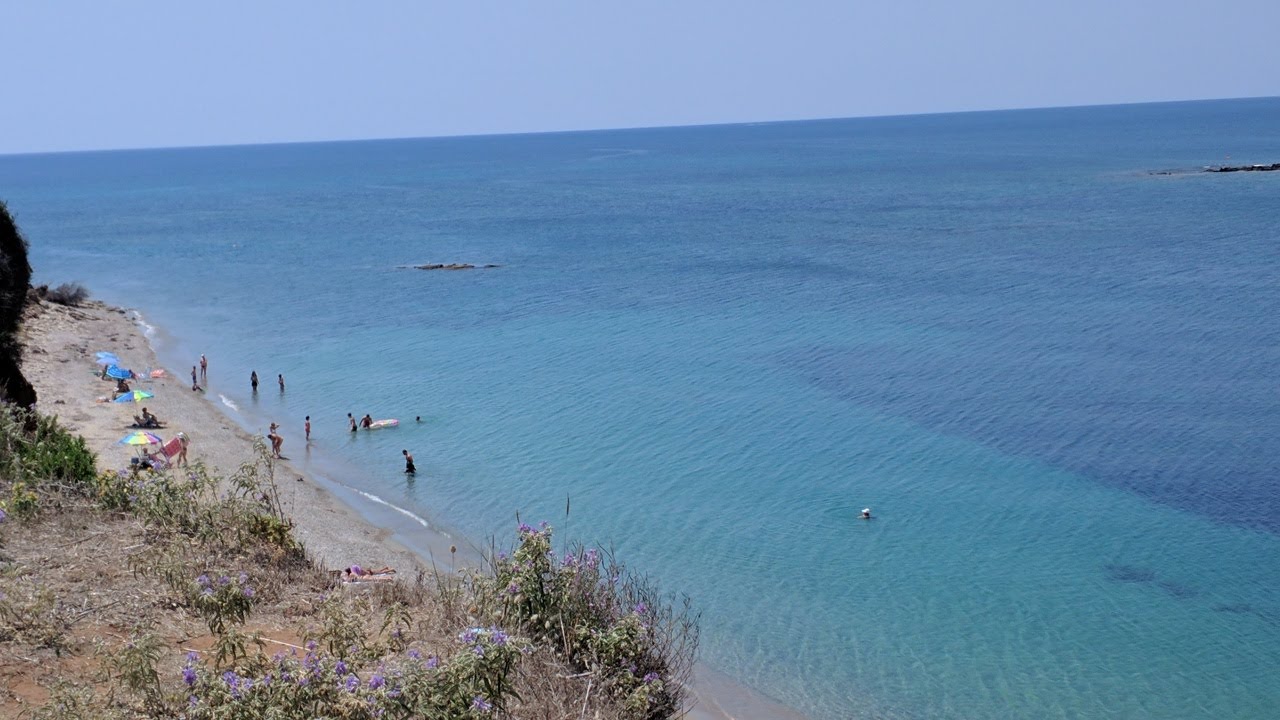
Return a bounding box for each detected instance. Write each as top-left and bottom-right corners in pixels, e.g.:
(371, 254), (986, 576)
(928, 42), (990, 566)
(21, 298), (808, 720)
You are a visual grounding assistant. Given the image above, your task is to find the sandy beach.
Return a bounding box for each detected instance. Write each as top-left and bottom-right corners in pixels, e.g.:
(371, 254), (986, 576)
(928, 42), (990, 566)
(21, 299), (428, 579)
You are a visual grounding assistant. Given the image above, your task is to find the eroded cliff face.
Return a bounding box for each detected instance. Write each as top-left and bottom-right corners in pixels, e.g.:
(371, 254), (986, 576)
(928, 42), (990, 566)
(0, 201), (36, 408)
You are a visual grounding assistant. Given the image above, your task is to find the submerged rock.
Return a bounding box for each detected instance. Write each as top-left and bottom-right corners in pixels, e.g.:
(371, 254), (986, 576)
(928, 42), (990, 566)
(409, 263), (501, 271)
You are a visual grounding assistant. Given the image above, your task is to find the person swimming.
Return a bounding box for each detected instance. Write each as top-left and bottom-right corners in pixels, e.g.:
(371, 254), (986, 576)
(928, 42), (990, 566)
(860, 508), (872, 520)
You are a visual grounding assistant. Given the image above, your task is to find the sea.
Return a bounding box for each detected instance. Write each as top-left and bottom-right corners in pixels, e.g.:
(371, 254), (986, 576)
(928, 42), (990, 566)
(2, 97), (1278, 719)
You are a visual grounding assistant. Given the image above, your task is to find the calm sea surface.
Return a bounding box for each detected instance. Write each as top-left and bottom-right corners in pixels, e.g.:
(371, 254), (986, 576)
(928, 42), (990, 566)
(3, 98), (1279, 719)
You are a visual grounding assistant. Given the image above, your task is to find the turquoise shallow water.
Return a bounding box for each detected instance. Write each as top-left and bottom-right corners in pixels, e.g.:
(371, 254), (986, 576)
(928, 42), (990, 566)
(3, 97), (1279, 718)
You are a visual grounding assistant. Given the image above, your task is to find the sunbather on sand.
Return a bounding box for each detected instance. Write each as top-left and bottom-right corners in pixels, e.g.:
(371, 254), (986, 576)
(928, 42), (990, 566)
(341, 564), (395, 582)
(133, 407), (161, 428)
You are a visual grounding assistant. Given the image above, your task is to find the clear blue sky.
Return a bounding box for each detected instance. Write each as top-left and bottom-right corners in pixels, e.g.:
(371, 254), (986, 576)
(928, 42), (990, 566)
(2, 1), (1277, 154)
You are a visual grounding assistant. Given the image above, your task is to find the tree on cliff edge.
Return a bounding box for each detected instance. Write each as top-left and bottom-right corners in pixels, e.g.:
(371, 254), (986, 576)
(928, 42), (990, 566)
(0, 200), (36, 408)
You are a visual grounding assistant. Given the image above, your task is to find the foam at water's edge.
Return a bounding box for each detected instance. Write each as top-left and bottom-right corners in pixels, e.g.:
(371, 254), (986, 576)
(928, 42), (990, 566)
(343, 483), (438, 531)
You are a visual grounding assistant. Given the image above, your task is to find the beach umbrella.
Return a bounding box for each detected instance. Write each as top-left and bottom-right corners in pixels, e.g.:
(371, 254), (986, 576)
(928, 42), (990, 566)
(105, 365), (133, 380)
(113, 390), (154, 403)
(117, 430), (163, 446)
(96, 354), (120, 366)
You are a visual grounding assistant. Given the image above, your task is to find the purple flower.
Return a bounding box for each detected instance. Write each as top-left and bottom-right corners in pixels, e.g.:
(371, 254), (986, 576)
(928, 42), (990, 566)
(345, 675), (360, 692)
(472, 696), (492, 712)
(426, 655), (439, 669)
(335, 660), (348, 676)
(306, 640), (318, 651)
(643, 672), (660, 683)
(634, 602), (647, 615)
(368, 674), (385, 690)
(0, 508), (7, 523)
(196, 574), (210, 587)
(238, 571), (249, 584)
(217, 575), (230, 586)
(185, 650), (199, 665)
(490, 628), (508, 646)
(518, 523), (533, 534)
(243, 586), (255, 598)
(182, 667), (198, 687)
(222, 670), (239, 688)
(407, 648), (421, 660)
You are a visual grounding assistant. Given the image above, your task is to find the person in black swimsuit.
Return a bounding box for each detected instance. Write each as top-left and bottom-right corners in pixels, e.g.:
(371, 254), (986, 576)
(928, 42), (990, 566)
(403, 449), (416, 474)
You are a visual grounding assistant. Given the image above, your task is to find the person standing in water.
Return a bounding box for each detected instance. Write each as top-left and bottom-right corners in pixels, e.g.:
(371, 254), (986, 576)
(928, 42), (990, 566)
(403, 449), (416, 474)
(348, 413), (357, 433)
(250, 371), (259, 392)
(268, 423), (283, 458)
(278, 374), (285, 392)
(305, 416), (311, 442)
(191, 365), (199, 391)
(199, 354), (207, 382)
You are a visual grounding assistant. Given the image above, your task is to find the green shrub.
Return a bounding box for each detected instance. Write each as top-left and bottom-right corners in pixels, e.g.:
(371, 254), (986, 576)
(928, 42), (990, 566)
(0, 409), (97, 517)
(472, 524), (698, 718)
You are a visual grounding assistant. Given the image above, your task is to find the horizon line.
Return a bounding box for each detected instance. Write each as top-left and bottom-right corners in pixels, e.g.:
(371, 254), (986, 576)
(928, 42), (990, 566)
(3, 93), (1275, 159)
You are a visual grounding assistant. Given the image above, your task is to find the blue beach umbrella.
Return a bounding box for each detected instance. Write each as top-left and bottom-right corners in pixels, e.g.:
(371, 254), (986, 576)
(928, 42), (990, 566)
(105, 365), (133, 380)
(96, 352), (120, 365)
(113, 390), (154, 403)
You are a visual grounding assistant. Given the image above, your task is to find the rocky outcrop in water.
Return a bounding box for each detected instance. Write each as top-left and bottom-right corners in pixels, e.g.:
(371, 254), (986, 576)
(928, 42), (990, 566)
(1204, 163), (1280, 173)
(0, 200), (36, 408)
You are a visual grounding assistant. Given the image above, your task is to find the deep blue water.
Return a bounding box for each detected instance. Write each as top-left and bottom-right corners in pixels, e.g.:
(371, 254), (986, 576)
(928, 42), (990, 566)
(3, 97), (1279, 719)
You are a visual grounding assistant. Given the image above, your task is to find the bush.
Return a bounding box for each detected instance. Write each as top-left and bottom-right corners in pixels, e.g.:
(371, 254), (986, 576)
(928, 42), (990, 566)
(44, 282), (90, 307)
(0, 409), (97, 517)
(182, 629), (527, 720)
(471, 524), (699, 719)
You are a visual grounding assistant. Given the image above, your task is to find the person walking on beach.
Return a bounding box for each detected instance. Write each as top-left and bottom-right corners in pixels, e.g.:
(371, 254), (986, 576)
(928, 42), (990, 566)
(403, 449), (416, 474)
(348, 413), (357, 433)
(278, 373), (285, 392)
(191, 365), (199, 391)
(199, 354), (207, 382)
(250, 370), (259, 392)
(305, 415), (311, 441)
(176, 432), (189, 467)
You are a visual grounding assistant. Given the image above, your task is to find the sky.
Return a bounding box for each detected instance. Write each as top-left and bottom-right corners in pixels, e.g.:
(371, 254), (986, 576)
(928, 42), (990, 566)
(2, 1), (1277, 154)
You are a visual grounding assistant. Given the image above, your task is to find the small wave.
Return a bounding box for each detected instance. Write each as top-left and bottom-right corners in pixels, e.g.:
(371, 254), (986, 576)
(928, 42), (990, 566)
(219, 394), (239, 412)
(345, 486), (438, 532)
(127, 310), (157, 339)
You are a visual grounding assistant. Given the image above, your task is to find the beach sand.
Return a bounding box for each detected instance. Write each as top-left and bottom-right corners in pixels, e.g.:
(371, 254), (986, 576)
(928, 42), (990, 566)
(19, 298), (807, 720)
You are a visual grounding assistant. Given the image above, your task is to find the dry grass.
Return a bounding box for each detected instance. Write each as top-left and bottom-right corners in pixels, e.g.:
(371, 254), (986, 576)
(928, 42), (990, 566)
(1, 452), (690, 719)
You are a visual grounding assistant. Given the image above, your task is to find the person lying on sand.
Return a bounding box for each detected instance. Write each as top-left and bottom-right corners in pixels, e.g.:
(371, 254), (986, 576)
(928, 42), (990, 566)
(341, 565), (396, 582)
